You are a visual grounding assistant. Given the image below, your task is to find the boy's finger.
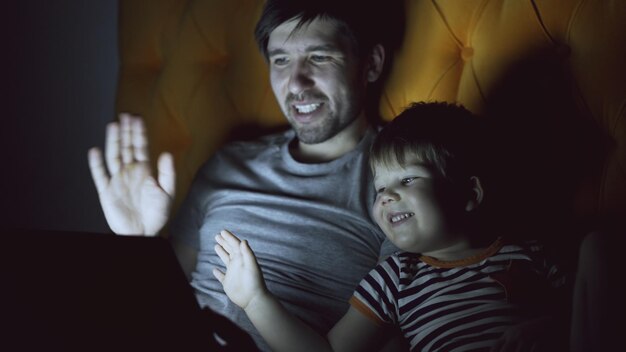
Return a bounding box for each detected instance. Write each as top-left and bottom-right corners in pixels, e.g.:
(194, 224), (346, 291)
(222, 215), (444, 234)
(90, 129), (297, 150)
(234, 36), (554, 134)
(215, 233), (233, 254)
(215, 244), (230, 266)
(212, 268), (225, 283)
(241, 240), (257, 268)
(221, 229), (242, 251)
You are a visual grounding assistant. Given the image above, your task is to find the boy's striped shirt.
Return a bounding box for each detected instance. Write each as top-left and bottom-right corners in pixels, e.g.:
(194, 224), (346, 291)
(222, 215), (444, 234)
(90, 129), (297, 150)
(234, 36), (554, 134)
(350, 238), (564, 352)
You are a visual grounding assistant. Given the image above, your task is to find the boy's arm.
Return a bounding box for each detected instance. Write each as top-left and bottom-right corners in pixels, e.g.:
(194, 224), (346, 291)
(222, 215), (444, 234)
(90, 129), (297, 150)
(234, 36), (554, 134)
(213, 230), (388, 352)
(489, 315), (559, 352)
(490, 245), (571, 352)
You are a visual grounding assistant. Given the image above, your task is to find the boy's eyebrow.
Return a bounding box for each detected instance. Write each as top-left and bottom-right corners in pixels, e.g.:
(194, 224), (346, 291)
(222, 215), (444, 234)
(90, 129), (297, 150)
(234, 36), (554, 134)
(267, 44), (340, 57)
(404, 163), (430, 170)
(405, 164), (434, 173)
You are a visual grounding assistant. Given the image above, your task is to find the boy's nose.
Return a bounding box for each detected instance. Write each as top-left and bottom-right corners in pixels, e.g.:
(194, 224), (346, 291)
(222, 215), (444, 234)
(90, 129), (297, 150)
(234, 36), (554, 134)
(381, 190), (400, 205)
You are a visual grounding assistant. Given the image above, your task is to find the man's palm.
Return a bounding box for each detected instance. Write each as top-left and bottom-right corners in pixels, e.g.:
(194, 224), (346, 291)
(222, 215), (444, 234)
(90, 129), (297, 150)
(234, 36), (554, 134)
(88, 114), (175, 236)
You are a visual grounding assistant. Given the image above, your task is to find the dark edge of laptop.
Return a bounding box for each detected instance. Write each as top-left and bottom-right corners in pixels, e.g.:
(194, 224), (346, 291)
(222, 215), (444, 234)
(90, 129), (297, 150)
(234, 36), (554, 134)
(1, 228), (258, 351)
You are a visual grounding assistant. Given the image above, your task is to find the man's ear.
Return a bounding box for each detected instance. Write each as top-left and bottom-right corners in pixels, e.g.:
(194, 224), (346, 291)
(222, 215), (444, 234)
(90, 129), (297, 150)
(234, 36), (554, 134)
(465, 176), (484, 212)
(366, 44), (385, 82)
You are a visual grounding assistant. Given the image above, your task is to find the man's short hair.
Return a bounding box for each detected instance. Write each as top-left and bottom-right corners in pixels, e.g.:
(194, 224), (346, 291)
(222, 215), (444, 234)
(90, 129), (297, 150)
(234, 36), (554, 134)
(254, 0), (404, 61)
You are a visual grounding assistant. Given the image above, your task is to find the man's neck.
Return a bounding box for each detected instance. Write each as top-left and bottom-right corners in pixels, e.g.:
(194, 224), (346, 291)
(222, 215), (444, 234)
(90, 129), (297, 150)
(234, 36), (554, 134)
(290, 117), (369, 163)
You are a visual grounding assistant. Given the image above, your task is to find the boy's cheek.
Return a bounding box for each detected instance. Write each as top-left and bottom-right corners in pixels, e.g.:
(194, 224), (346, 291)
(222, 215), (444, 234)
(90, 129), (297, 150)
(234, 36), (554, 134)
(371, 205), (385, 228)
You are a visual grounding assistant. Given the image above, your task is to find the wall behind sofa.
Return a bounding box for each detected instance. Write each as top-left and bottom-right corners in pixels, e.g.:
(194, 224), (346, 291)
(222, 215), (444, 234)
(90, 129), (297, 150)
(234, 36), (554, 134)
(2, 1), (118, 233)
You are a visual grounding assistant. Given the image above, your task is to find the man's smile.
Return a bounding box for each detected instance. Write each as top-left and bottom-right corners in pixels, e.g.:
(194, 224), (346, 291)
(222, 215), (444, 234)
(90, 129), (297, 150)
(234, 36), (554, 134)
(294, 103), (322, 114)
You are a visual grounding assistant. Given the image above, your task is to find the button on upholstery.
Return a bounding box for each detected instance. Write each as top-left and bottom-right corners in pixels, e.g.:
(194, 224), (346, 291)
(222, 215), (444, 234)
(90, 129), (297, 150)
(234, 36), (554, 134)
(461, 47), (474, 61)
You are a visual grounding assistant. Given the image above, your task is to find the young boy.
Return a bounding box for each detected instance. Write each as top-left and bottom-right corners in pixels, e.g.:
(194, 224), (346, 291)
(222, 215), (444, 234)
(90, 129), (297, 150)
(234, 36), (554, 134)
(212, 102), (566, 352)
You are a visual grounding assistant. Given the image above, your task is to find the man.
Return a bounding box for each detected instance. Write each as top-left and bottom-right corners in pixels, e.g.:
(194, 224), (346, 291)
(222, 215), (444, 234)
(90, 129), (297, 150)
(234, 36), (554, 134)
(88, 0), (405, 350)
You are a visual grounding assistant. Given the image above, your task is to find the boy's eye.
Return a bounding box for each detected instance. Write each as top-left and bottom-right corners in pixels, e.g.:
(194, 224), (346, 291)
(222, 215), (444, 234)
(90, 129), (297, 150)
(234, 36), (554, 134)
(376, 187), (386, 194)
(401, 177), (417, 185)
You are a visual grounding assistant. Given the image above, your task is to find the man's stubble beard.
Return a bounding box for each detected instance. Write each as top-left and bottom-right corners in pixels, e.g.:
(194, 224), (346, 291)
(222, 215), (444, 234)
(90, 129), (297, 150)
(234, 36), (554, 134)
(284, 88), (364, 144)
(293, 112), (340, 144)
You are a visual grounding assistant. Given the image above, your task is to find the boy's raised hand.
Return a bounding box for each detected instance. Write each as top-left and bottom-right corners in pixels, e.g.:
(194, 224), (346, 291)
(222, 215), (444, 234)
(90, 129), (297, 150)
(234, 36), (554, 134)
(88, 113), (175, 236)
(213, 230), (268, 310)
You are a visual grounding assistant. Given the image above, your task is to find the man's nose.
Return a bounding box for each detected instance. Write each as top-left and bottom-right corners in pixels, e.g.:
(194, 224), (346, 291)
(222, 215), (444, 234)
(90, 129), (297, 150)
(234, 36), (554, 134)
(288, 60), (314, 96)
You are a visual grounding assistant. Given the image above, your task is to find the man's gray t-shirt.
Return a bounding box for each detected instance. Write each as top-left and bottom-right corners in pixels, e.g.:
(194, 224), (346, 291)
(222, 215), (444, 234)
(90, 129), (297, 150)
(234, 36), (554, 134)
(170, 127), (397, 350)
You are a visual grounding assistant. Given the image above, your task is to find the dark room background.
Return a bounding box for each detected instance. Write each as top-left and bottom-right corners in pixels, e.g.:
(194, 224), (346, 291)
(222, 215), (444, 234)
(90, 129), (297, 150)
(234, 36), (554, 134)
(2, 1), (118, 233)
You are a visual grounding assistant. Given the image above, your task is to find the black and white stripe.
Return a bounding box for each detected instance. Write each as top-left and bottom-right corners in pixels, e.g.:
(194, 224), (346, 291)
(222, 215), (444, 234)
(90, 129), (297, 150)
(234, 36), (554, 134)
(352, 242), (564, 351)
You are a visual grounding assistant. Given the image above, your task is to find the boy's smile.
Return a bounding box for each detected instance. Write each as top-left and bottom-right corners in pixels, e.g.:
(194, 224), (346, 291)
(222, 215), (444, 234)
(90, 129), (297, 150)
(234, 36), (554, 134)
(372, 158), (469, 258)
(387, 211), (415, 227)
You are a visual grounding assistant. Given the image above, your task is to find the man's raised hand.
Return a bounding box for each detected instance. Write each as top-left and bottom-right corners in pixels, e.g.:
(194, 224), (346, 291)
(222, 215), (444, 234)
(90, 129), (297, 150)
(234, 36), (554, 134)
(88, 113), (175, 236)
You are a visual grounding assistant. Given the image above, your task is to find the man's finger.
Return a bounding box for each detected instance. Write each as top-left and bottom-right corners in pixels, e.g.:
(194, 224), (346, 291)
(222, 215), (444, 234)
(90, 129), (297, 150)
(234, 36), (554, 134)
(157, 152), (175, 198)
(131, 117), (150, 163)
(120, 113), (133, 164)
(104, 122), (121, 175)
(88, 147), (110, 194)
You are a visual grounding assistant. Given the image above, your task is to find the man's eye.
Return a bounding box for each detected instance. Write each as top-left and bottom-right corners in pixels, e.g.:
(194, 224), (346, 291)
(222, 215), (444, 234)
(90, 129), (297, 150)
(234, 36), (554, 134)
(310, 55), (331, 63)
(376, 187), (386, 194)
(401, 177), (417, 185)
(272, 57), (288, 66)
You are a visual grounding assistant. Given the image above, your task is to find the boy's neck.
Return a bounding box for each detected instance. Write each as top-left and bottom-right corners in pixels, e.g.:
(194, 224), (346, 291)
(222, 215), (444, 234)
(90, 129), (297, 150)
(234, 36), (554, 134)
(421, 237), (502, 263)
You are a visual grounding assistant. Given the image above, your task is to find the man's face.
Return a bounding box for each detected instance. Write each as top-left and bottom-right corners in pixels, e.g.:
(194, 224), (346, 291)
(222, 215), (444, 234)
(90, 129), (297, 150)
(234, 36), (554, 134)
(267, 17), (368, 144)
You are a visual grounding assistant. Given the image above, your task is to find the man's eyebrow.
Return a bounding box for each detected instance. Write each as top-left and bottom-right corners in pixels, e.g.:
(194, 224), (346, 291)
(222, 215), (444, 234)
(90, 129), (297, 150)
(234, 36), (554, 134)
(267, 48), (287, 57)
(267, 44), (340, 57)
(305, 44), (339, 52)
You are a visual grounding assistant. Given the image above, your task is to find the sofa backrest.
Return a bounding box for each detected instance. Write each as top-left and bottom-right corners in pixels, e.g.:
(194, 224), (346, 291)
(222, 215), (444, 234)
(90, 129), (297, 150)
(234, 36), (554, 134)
(117, 0), (625, 234)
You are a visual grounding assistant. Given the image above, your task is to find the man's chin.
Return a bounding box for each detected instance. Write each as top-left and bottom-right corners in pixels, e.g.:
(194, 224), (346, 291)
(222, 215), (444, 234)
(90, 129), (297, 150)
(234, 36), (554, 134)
(295, 130), (333, 144)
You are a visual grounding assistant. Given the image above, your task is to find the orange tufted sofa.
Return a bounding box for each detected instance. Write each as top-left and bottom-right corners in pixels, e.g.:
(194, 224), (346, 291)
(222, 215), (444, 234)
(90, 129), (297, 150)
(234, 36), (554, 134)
(116, 0), (625, 235)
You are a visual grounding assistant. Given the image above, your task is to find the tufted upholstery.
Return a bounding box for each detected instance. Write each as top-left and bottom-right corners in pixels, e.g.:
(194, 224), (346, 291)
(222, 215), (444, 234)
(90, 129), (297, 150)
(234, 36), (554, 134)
(117, 0), (625, 233)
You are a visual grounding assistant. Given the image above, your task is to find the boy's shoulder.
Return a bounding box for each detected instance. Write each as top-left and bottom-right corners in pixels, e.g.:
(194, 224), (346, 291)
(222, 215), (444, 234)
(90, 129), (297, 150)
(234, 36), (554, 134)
(496, 238), (551, 260)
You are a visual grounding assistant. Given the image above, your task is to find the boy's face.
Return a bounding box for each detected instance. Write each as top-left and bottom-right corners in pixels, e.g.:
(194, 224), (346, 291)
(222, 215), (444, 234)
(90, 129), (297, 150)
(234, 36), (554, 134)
(372, 157), (466, 255)
(267, 17), (369, 144)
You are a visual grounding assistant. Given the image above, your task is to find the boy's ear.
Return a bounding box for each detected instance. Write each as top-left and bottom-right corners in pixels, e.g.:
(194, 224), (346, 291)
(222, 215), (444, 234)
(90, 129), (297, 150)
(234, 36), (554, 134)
(366, 44), (385, 82)
(465, 176), (484, 212)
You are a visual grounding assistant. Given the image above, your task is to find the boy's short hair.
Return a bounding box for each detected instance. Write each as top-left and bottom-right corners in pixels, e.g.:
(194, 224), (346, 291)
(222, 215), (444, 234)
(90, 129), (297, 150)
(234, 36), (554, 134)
(370, 102), (490, 186)
(254, 0), (404, 61)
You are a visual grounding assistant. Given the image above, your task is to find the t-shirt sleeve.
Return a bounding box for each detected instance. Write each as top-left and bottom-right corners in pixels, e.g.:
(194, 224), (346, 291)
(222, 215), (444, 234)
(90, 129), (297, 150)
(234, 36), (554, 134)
(350, 256), (400, 326)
